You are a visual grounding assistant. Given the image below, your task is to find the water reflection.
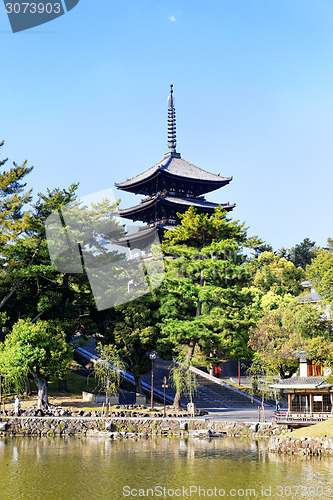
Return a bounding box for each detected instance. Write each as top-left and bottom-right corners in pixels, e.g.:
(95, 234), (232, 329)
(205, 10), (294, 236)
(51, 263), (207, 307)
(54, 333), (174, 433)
(0, 437), (332, 499)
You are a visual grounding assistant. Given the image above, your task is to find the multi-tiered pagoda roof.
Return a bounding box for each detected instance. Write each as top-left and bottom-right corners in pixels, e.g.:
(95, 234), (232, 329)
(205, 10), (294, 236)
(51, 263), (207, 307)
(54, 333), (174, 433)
(115, 85), (235, 242)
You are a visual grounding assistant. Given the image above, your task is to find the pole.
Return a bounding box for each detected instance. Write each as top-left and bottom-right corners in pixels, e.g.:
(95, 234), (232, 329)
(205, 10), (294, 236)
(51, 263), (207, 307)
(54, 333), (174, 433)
(150, 357), (154, 409)
(162, 376), (168, 418)
(238, 360), (241, 385)
(163, 383), (166, 417)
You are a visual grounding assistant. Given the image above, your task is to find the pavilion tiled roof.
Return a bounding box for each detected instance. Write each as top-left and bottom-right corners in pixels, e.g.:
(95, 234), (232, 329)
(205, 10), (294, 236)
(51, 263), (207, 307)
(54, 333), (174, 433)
(270, 376), (332, 390)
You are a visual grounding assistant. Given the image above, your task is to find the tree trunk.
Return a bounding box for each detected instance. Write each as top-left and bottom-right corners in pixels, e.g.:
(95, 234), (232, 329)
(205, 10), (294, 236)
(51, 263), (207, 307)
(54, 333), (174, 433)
(129, 355), (143, 394)
(133, 363), (143, 395)
(30, 370), (49, 406)
(58, 378), (68, 393)
(173, 269), (204, 409)
(25, 378), (32, 396)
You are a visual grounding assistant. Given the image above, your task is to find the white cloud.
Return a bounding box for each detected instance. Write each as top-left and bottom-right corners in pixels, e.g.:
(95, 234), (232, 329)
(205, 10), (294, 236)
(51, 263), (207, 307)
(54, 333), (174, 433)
(169, 16), (177, 22)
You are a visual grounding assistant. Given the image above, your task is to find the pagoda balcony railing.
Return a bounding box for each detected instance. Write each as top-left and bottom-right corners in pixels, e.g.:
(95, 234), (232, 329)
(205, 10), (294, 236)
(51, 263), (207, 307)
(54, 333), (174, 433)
(274, 411), (333, 425)
(156, 219), (177, 225)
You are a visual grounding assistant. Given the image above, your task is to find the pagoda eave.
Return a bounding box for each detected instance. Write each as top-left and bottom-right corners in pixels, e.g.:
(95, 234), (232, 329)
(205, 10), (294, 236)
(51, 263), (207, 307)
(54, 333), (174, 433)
(115, 170), (232, 197)
(118, 195), (235, 223)
(115, 152), (232, 197)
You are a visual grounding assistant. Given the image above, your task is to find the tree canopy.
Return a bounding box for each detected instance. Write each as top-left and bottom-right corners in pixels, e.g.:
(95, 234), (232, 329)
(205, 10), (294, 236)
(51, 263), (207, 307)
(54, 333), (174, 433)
(159, 206), (256, 406)
(307, 244), (333, 306)
(0, 319), (73, 405)
(249, 296), (333, 378)
(253, 251), (305, 296)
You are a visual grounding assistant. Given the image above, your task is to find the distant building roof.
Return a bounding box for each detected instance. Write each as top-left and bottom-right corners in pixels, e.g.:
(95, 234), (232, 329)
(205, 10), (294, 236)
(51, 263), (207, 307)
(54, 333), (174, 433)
(298, 280), (321, 304)
(298, 290), (321, 304)
(270, 376), (332, 390)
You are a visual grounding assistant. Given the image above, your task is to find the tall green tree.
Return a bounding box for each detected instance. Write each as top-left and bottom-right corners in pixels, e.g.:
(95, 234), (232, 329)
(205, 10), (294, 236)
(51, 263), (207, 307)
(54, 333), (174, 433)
(288, 237), (318, 269)
(0, 140), (34, 312)
(253, 251), (305, 296)
(307, 242), (333, 306)
(94, 343), (125, 401)
(0, 319), (73, 405)
(0, 142), (121, 338)
(249, 298), (333, 378)
(160, 206), (255, 408)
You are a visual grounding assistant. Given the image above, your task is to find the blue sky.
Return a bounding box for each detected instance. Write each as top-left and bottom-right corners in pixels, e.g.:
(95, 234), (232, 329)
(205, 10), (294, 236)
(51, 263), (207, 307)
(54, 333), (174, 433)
(1, 0), (333, 250)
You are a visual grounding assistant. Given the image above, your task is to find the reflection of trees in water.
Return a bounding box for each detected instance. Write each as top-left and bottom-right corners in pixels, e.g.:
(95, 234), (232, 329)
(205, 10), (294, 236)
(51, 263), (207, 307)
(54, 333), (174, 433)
(0, 436), (266, 463)
(1, 436), (333, 499)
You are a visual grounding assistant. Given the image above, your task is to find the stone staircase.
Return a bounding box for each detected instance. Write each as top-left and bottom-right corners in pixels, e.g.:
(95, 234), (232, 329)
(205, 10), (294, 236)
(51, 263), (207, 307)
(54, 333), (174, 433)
(77, 340), (259, 409)
(140, 358), (259, 409)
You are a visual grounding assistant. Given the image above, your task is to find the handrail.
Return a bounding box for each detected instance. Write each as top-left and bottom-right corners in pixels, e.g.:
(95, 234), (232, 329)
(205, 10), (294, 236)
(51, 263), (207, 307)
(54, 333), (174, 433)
(188, 365), (274, 408)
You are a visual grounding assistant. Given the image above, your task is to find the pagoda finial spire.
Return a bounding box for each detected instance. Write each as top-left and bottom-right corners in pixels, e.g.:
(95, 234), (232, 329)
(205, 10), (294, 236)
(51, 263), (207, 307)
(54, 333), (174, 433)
(167, 84), (177, 153)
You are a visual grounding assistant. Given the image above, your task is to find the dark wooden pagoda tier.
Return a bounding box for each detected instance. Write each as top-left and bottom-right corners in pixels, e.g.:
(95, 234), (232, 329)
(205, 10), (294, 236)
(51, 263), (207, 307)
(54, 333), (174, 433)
(115, 151), (232, 197)
(118, 193), (234, 225)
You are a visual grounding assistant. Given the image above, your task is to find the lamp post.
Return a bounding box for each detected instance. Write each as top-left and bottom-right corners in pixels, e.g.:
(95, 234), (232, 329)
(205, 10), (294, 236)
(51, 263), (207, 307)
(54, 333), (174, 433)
(162, 376), (168, 418)
(149, 351), (157, 409)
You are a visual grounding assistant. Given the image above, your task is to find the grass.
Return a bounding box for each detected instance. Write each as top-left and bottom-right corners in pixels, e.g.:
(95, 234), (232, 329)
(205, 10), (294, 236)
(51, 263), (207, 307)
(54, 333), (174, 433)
(47, 372), (99, 396)
(287, 419), (333, 439)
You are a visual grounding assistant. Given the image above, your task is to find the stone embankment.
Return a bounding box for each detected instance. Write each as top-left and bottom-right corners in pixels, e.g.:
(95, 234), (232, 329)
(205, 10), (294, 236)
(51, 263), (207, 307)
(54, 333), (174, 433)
(268, 435), (333, 456)
(0, 417), (286, 439)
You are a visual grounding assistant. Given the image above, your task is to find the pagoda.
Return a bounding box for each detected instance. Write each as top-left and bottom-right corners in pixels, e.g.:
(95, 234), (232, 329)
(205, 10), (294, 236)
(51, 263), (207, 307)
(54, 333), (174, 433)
(115, 85), (235, 245)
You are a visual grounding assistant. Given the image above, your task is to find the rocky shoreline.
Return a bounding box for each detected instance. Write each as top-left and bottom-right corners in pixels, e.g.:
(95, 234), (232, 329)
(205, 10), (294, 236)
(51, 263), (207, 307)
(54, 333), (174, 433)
(0, 417), (285, 439)
(2, 410), (333, 457)
(268, 435), (333, 456)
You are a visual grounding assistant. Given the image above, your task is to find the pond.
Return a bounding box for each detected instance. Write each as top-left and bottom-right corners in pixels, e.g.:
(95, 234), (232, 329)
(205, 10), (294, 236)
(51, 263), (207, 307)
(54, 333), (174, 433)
(0, 437), (333, 499)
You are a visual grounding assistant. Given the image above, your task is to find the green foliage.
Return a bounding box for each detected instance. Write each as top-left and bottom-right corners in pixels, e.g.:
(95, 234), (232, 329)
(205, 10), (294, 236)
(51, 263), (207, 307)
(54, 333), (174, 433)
(169, 360), (197, 402)
(0, 319), (73, 396)
(0, 140), (33, 248)
(0, 142), (108, 338)
(249, 298), (333, 377)
(246, 352), (278, 401)
(160, 206), (255, 362)
(288, 238), (318, 270)
(253, 251), (305, 296)
(307, 245), (333, 306)
(94, 343), (125, 396)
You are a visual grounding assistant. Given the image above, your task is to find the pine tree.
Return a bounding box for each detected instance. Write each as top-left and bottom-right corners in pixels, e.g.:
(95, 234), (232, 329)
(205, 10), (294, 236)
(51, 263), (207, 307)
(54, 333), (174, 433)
(160, 206), (255, 408)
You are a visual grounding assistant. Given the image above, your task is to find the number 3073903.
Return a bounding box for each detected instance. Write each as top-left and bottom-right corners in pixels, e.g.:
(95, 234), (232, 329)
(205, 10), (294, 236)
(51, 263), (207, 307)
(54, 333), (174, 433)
(5, 3), (62, 14)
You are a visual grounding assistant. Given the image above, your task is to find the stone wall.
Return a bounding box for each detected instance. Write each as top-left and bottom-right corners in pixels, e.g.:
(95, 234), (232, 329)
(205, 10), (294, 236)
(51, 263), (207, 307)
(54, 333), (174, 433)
(268, 435), (333, 456)
(0, 417), (286, 438)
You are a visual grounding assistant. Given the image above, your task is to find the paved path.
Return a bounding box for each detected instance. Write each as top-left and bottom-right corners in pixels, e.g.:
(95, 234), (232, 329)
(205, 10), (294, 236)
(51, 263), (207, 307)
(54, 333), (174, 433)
(198, 408), (276, 422)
